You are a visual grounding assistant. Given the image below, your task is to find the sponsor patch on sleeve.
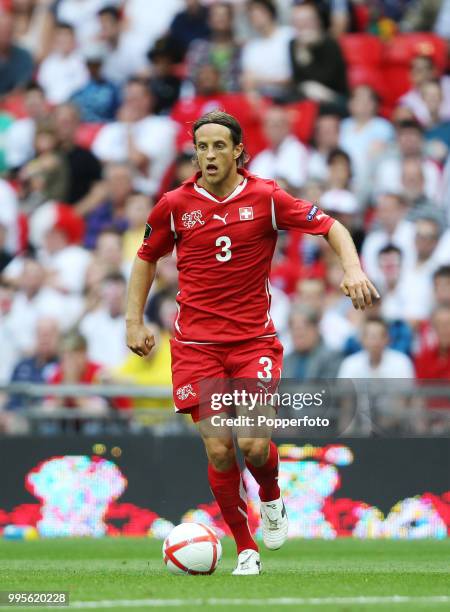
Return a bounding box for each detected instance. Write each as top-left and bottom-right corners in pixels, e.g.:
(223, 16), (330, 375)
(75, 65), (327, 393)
(144, 223), (152, 240)
(307, 204), (319, 221)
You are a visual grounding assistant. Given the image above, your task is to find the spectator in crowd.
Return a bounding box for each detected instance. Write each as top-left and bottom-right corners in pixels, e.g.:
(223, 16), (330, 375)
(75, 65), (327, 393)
(19, 120), (69, 210)
(5, 82), (49, 171)
(288, 1), (348, 108)
(7, 257), (76, 353)
(241, 0), (293, 99)
(37, 22), (89, 104)
(92, 227), (128, 277)
(79, 271), (128, 368)
(0, 279), (21, 385)
(29, 202), (91, 296)
(98, 5), (148, 86)
(122, 192), (152, 266)
(84, 162), (134, 249)
(399, 55), (450, 126)
(0, 10), (34, 95)
(92, 78), (177, 196)
(186, 2), (241, 93)
(44, 330), (111, 429)
(307, 112), (341, 181)
(339, 85), (395, 198)
(70, 42), (120, 123)
(147, 36), (182, 116)
(400, 156), (437, 213)
(282, 303), (342, 381)
(399, 214), (450, 324)
(416, 265), (450, 353)
(53, 103), (103, 206)
(361, 192), (415, 285)
(374, 119), (442, 206)
(249, 105), (309, 190)
(377, 244), (409, 322)
(55, 0), (121, 49)
(338, 316), (414, 378)
(0, 177), (19, 257)
(169, 0), (209, 58)
(7, 317), (60, 411)
(421, 80), (450, 150)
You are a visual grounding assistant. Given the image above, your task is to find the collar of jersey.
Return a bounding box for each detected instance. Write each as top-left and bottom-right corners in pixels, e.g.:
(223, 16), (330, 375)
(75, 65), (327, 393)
(185, 168), (251, 204)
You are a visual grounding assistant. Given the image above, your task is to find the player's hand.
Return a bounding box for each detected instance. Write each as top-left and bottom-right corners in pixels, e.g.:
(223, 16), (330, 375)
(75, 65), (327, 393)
(126, 322), (155, 357)
(341, 266), (380, 310)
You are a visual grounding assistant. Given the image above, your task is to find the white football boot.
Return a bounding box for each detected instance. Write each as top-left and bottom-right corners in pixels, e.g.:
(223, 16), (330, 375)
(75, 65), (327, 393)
(232, 549), (261, 575)
(260, 496), (288, 550)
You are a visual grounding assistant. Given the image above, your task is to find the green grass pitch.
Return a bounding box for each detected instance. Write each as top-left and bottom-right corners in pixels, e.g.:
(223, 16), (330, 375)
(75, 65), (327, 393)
(0, 538), (449, 611)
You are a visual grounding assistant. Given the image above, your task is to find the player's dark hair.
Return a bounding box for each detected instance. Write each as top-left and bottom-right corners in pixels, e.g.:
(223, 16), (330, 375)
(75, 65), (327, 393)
(378, 244), (402, 259)
(434, 265), (450, 282)
(192, 110), (249, 167)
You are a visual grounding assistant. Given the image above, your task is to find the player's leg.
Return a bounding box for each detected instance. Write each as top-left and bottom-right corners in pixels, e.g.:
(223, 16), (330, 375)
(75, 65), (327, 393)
(198, 422), (261, 575)
(229, 336), (288, 550)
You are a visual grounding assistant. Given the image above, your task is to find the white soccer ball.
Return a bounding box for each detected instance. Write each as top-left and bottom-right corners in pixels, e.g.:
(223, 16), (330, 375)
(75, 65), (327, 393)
(162, 522), (222, 575)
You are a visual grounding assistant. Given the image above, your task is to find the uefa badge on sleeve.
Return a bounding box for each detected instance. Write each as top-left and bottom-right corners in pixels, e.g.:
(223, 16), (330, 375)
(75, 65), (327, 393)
(239, 206), (253, 221)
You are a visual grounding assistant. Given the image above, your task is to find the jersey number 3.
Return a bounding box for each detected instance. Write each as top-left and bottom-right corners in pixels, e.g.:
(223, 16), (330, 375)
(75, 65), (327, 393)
(216, 236), (232, 262)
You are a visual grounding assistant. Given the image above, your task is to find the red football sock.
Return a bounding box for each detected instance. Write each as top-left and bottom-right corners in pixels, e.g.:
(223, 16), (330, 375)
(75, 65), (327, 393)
(245, 441), (280, 502)
(208, 461), (258, 554)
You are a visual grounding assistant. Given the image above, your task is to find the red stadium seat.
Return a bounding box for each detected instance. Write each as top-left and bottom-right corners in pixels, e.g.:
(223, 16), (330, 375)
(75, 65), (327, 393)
(383, 33), (448, 74)
(75, 123), (104, 149)
(339, 34), (384, 67)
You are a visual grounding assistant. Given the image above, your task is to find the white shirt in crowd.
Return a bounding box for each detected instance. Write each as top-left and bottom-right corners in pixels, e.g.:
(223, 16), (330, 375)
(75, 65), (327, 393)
(249, 135), (309, 189)
(92, 116), (177, 196)
(102, 35), (149, 85)
(339, 116), (395, 188)
(241, 26), (293, 85)
(8, 289), (81, 353)
(37, 51), (89, 104)
(5, 118), (35, 170)
(374, 156), (442, 204)
(124, 0), (183, 54)
(80, 309), (127, 368)
(338, 348), (415, 379)
(38, 246), (92, 295)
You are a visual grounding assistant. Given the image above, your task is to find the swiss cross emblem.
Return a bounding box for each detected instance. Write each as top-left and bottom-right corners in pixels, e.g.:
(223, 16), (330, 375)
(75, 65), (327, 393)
(239, 206), (254, 221)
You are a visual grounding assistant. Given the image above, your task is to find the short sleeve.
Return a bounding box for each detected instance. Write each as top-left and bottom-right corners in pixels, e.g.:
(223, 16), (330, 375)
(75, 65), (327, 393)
(272, 184), (335, 235)
(137, 195), (175, 262)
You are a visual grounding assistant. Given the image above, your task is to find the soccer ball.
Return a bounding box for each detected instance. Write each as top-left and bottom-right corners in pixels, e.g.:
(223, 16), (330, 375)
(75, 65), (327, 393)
(162, 522), (222, 575)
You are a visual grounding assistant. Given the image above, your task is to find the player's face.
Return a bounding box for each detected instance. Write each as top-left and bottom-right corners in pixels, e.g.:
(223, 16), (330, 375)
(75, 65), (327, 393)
(194, 124), (243, 185)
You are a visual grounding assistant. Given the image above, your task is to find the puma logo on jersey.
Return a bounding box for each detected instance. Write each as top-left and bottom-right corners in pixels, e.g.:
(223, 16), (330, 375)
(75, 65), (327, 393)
(307, 205), (319, 221)
(182, 210), (205, 229)
(213, 213), (229, 225)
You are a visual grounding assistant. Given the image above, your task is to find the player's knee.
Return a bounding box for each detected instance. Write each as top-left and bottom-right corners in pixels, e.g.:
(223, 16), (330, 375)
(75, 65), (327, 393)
(205, 439), (235, 471)
(238, 438), (270, 467)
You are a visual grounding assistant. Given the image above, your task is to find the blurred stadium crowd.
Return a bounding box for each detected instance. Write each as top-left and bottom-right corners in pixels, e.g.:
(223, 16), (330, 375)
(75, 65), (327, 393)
(0, 0), (450, 434)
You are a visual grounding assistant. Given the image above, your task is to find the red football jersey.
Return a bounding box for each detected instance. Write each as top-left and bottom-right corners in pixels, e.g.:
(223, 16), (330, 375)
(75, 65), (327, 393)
(137, 168), (335, 343)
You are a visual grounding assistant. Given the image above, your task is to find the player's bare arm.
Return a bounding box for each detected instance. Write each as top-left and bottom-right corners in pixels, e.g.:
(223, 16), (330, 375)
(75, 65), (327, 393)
(126, 257), (156, 357)
(326, 220), (380, 310)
